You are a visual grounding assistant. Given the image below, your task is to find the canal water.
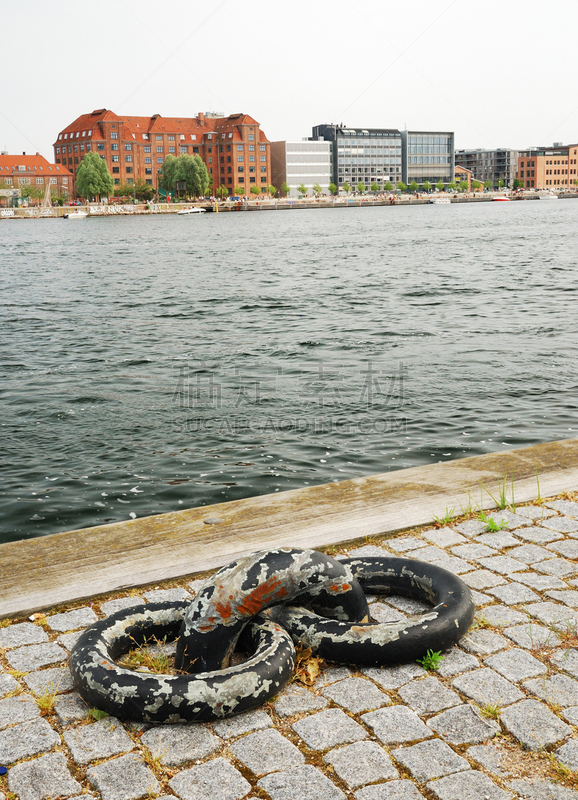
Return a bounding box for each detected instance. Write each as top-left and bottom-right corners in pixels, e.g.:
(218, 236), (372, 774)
(1, 200), (577, 543)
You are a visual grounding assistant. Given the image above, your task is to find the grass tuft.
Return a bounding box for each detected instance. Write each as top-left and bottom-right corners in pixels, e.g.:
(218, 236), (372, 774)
(433, 508), (455, 525)
(416, 649), (444, 670)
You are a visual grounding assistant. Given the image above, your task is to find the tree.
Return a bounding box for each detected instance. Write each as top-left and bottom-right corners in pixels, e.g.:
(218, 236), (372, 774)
(409, 180), (419, 193)
(250, 185), (261, 196)
(159, 154), (210, 197)
(233, 185), (244, 196)
(384, 181), (393, 192)
(297, 184), (308, 196)
(281, 181), (290, 197)
(472, 180), (482, 191)
(513, 178), (523, 190)
(484, 179), (493, 190)
(342, 181), (351, 193)
(423, 181), (431, 194)
(268, 184), (276, 196)
(19, 184), (44, 203)
(76, 152), (113, 201)
(134, 179), (154, 201)
(312, 183), (322, 196)
(113, 183), (134, 198)
(370, 182), (380, 193)
(497, 178), (505, 189)
(397, 181), (407, 192)
(356, 182), (366, 193)
(447, 181), (457, 192)
(458, 180), (469, 192)
(216, 185), (228, 199)
(436, 181), (445, 192)
(328, 183), (338, 195)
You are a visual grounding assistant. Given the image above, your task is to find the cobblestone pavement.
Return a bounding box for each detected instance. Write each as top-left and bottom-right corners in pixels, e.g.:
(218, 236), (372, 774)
(4, 497), (578, 799)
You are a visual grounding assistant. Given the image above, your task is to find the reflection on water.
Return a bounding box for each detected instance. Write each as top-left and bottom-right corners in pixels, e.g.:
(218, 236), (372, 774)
(1, 201), (577, 542)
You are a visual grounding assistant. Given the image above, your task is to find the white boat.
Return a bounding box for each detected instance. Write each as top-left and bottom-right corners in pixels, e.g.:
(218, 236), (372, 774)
(177, 206), (206, 215)
(428, 197), (451, 204)
(63, 210), (88, 218)
(539, 192), (558, 200)
(493, 196), (511, 202)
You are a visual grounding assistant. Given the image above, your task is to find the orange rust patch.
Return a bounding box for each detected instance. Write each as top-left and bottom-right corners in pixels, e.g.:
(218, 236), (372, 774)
(236, 578), (288, 616)
(215, 601), (232, 620)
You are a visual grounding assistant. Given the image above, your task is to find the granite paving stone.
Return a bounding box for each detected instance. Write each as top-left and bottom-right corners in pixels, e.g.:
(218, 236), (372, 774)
(551, 648), (578, 678)
(455, 520), (489, 537)
(427, 703), (499, 744)
(460, 629), (509, 655)
(474, 532), (522, 549)
(426, 769), (511, 800)
(5, 642), (67, 672)
(555, 739), (578, 770)
(512, 573), (568, 591)
(537, 559), (578, 578)
(0, 673), (18, 698)
(257, 764), (345, 800)
(6, 752), (82, 800)
(142, 587), (192, 602)
(56, 631), (83, 651)
(450, 543), (496, 560)
(362, 663), (425, 690)
(273, 683), (329, 716)
(435, 647), (480, 677)
(517, 505), (558, 520)
(230, 729), (304, 776)
(169, 758), (252, 800)
(0, 622), (48, 649)
(397, 676), (462, 714)
(0, 718), (59, 765)
(451, 667), (524, 707)
(0, 694), (40, 730)
(487, 582), (540, 605)
(486, 509), (533, 529)
(516, 527), (563, 544)
(140, 723), (221, 767)
(485, 648), (547, 681)
(53, 691), (90, 725)
(368, 602), (407, 623)
(477, 605), (527, 626)
(314, 666), (353, 686)
(422, 555), (473, 575)
(470, 589), (494, 605)
(466, 743), (512, 777)
(391, 739), (469, 782)
(503, 622), (560, 650)
(63, 716), (134, 764)
(526, 601), (578, 628)
(100, 596), (144, 616)
(46, 606), (98, 631)
(478, 555), (528, 574)
(292, 708), (367, 750)
(24, 665), (74, 695)
(545, 500), (578, 517)
(212, 708), (272, 738)
(546, 590), (578, 607)
(500, 699), (572, 750)
(461, 570), (506, 590)
(423, 528), (466, 547)
(322, 676), (391, 713)
(406, 545), (453, 564)
(548, 539), (578, 559)
(387, 535), (426, 552)
(508, 779), (578, 799)
(354, 779), (425, 800)
(87, 753), (160, 800)
(524, 674), (578, 707)
(324, 740), (398, 789)
(383, 595), (430, 614)
(361, 705), (433, 744)
(562, 707), (578, 725)
(507, 544), (557, 563)
(540, 517), (578, 534)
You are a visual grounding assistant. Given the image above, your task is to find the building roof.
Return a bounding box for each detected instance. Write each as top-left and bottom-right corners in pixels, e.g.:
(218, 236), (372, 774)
(0, 153), (72, 176)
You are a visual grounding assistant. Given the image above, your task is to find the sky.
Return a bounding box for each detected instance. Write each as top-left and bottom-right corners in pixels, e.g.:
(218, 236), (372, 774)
(2, 0), (578, 159)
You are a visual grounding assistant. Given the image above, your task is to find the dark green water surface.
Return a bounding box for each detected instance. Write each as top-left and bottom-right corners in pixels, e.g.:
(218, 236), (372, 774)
(1, 201), (577, 543)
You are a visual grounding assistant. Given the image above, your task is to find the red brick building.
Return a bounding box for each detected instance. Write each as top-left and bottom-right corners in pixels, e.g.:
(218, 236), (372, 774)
(53, 109), (271, 196)
(0, 153), (73, 203)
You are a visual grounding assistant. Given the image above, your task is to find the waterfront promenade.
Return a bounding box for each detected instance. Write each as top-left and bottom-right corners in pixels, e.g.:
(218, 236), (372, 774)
(2, 441), (578, 798)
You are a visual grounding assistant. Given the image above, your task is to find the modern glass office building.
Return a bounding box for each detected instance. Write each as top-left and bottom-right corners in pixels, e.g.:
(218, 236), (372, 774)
(401, 131), (455, 187)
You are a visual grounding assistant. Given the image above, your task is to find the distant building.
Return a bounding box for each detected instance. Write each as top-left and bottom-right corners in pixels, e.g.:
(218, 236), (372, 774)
(454, 149), (519, 188)
(455, 164), (473, 191)
(401, 130), (454, 188)
(310, 124), (403, 191)
(53, 109), (271, 196)
(0, 152), (73, 205)
(517, 143), (578, 190)
(270, 140), (331, 196)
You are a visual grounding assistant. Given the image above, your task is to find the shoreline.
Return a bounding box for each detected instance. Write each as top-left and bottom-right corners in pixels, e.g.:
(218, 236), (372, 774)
(2, 191), (578, 219)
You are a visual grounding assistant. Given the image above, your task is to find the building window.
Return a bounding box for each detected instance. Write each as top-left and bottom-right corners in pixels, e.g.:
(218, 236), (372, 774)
(238, 156), (243, 162)
(61, 158), (66, 164)
(250, 177), (256, 182)
(4, 177), (12, 184)
(75, 157), (79, 164)
(113, 167), (120, 173)
(193, 147), (199, 153)
(180, 147), (188, 154)
(145, 168), (152, 175)
(261, 166), (266, 172)
(249, 167), (255, 173)
(126, 167), (133, 174)
(97, 143), (105, 151)
(125, 143), (132, 151)
(168, 135), (175, 140)
(144, 146), (151, 153)
(248, 134), (254, 141)
(156, 135), (163, 141)
(146, 179), (152, 185)
(227, 156), (231, 163)
(145, 157), (151, 164)
(36, 177), (44, 184)
(208, 157), (212, 164)
(208, 146), (212, 153)
(143, 134), (149, 140)
(227, 167), (232, 173)
(169, 146), (175, 153)
(237, 145), (243, 151)
(56, 147), (60, 155)
(249, 145), (255, 151)
(157, 147), (163, 153)
(125, 155), (132, 162)
(238, 166), (244, 173)
(114, 178), (120, 184)
(260, 156), (266, 162)
(249, 156), (255, 162)
(260, 145), (266, 151)
(226, 145), (231, 152)
(111, 132), (118, 139)
(238, 177), (244, 183)
(80, 144), (85, 152)
(112, 155), (119, 162)
(111, 143), (118, 151)
(261, 177), (267, 183)
(157, 157), (163, 164)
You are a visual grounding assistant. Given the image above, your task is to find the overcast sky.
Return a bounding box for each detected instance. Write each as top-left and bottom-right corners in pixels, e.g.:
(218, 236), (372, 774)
(2, 0), (577, 159)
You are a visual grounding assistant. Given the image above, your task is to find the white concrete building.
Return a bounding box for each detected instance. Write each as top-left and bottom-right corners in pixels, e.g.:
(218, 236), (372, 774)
(270, 140), (331, 197)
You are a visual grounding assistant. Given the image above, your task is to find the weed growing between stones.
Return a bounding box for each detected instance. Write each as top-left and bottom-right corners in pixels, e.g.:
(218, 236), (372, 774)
(35, 687), (58, 716)
(480, 703), (501, 719)
(88, 707), (109, 721)
(117, 635), (173, 673)
(416, 649), (444, 670)
(433, 507), (455, 525)
(547, 752), (578, 788)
